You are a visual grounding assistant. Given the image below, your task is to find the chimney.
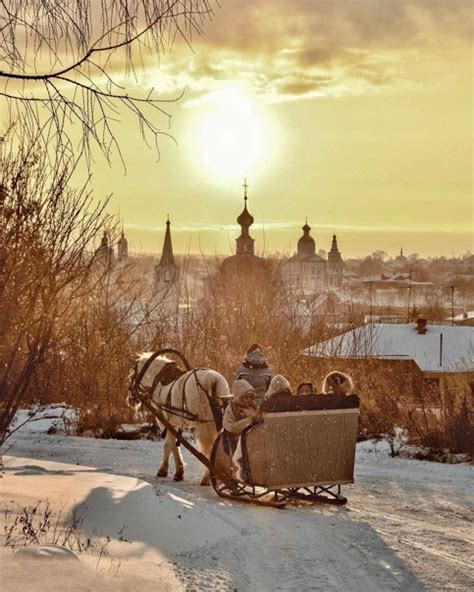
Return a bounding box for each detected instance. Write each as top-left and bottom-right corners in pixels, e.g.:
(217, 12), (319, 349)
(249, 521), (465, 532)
(416, 318), (427, 334)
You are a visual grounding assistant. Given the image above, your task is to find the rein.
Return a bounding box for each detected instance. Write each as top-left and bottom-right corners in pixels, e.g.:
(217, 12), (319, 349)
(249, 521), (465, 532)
(130, 354), (223, 429)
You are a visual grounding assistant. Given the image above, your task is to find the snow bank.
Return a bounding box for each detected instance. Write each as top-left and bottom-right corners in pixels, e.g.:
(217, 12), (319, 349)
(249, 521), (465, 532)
(1, 455), (247, 587)
(9, 405), (77, 436)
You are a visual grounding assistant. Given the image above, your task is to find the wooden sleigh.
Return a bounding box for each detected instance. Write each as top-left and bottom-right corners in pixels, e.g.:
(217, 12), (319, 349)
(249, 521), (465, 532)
(210, 396), (359, 507)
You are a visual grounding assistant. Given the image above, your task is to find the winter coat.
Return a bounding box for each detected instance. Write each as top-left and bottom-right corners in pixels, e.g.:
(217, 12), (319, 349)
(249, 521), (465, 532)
(234, 347), (272, 402)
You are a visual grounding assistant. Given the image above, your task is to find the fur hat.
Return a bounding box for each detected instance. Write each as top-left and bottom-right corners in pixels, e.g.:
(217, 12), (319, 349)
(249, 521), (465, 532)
(233, 379), (256, 403)
(322, 371), (354, 396)
(266, 374), (292, 398)
(243, 345), (267, 368)
(246, 343), (261, 354)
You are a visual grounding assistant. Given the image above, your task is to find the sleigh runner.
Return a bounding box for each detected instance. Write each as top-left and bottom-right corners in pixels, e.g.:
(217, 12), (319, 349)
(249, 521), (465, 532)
(128, 349), (359, 508)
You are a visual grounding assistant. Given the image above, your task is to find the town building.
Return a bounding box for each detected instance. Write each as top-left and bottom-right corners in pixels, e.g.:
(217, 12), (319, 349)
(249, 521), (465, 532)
(361, 273), (435, 308)
(283, 223), (344, 295)
(395, 247), (407, 265)
(303, 320), (474, 397)
(283, 222), (327, 293)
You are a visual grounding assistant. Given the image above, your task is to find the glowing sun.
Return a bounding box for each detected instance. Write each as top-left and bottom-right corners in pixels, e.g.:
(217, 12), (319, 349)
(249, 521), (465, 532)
(195, 89), (267, 181)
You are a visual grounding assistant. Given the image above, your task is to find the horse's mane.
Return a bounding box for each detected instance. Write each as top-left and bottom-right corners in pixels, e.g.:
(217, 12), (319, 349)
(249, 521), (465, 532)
(137, 352), (172, 364)
(136, 352), (186, 386)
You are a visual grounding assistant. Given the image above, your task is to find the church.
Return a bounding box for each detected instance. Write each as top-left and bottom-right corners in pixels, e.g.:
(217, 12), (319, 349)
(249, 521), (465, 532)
(281, 224), (344, 294)
(219, 182), (344, 295)
(119, 181), (344, 302)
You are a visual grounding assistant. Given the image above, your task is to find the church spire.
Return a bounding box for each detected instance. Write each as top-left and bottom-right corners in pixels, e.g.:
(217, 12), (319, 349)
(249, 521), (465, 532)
(117, 224), (128, 261)
(396, 246), (407, 261)
(236, 180), (255, 255)
(95, 230), (114, 265)
(328, 233), (343, 269)
(159, 215), (175, 266)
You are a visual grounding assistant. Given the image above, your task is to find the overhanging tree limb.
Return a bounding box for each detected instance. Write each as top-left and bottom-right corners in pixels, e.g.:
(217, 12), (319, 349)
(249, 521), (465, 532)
(0, 1), (215, 168)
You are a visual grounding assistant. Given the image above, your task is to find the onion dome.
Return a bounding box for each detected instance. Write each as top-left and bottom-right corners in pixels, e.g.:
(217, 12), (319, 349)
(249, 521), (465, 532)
(297, 221), (316, 257)
(237, 197), (254, 228)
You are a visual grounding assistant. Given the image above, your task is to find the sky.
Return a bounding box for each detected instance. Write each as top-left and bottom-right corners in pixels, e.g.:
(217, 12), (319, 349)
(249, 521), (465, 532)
(89, 0), (473, 258)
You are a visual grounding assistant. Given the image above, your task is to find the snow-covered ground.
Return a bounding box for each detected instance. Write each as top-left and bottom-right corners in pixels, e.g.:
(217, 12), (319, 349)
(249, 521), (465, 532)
(1, 425), (473, 591)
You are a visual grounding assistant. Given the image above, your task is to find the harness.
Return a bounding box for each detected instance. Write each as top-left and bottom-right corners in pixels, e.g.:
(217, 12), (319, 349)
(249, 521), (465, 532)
(130, 354), (223, 432)
(188, 369), (223, 431)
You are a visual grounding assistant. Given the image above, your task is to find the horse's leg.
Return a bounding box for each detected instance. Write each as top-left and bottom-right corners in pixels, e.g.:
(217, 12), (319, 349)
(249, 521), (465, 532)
(170, 432), (185, 481)
(157, 429), (171, 478)
(197, 424), (216, 486)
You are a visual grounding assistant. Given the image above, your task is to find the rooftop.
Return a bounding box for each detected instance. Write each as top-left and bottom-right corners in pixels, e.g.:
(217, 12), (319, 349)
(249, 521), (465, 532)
(303, 323), (474, 373)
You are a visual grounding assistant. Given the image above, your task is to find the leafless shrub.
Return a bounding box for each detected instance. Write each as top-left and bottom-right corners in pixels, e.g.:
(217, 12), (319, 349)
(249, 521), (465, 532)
(405, 373), (474, 458)
(0, 131), (113, 445)
(161, 257), (308, 381)
(25, 256), (168, 438)
(2, 499), (111, 565)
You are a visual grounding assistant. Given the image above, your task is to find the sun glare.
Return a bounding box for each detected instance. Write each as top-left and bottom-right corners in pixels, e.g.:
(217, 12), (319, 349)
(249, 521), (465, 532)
(195, 89), (267, 182)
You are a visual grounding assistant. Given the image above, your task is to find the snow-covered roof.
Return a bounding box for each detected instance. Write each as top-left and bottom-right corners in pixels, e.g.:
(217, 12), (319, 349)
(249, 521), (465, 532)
(361, 274), (433, 287)
(453, 311), (474, 321)
(303, 323), (474, 373)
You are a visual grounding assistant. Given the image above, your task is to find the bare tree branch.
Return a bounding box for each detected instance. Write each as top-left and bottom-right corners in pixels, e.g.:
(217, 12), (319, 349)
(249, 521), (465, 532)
(0, 1), (216, 168)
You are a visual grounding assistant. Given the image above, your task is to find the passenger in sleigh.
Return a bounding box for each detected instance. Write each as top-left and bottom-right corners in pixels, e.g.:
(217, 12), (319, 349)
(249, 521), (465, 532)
(296, 382), (316, 396)
(259, 372), (358, 413)
(222, 379), (259, 453)
(223, 380), (260, 481)
(321, 371), (354, 396)
(234, 344), (272, 404)
(265, 374), (293, 400)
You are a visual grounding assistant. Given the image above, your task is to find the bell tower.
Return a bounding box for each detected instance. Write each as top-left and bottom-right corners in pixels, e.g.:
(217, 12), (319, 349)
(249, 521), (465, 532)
(154, 216), (179, 312)
(327, 233), (343, 287)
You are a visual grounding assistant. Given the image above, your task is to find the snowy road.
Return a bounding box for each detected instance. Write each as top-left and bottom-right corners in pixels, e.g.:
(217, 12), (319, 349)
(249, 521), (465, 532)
(2, 432), (473, 591)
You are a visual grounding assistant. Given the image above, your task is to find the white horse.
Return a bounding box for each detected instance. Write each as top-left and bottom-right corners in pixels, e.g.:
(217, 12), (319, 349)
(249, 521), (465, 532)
(127, 353), (231, 485)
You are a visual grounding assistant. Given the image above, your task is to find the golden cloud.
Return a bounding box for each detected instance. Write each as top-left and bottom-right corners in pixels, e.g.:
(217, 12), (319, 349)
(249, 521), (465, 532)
(140, 0), (473, 103)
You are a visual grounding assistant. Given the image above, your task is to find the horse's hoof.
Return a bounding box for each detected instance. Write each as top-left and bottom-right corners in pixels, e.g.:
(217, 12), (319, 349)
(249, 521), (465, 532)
(200, 479), (211, 486)
(157, 469), (168, 478)
(173, 473), (184, 482)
